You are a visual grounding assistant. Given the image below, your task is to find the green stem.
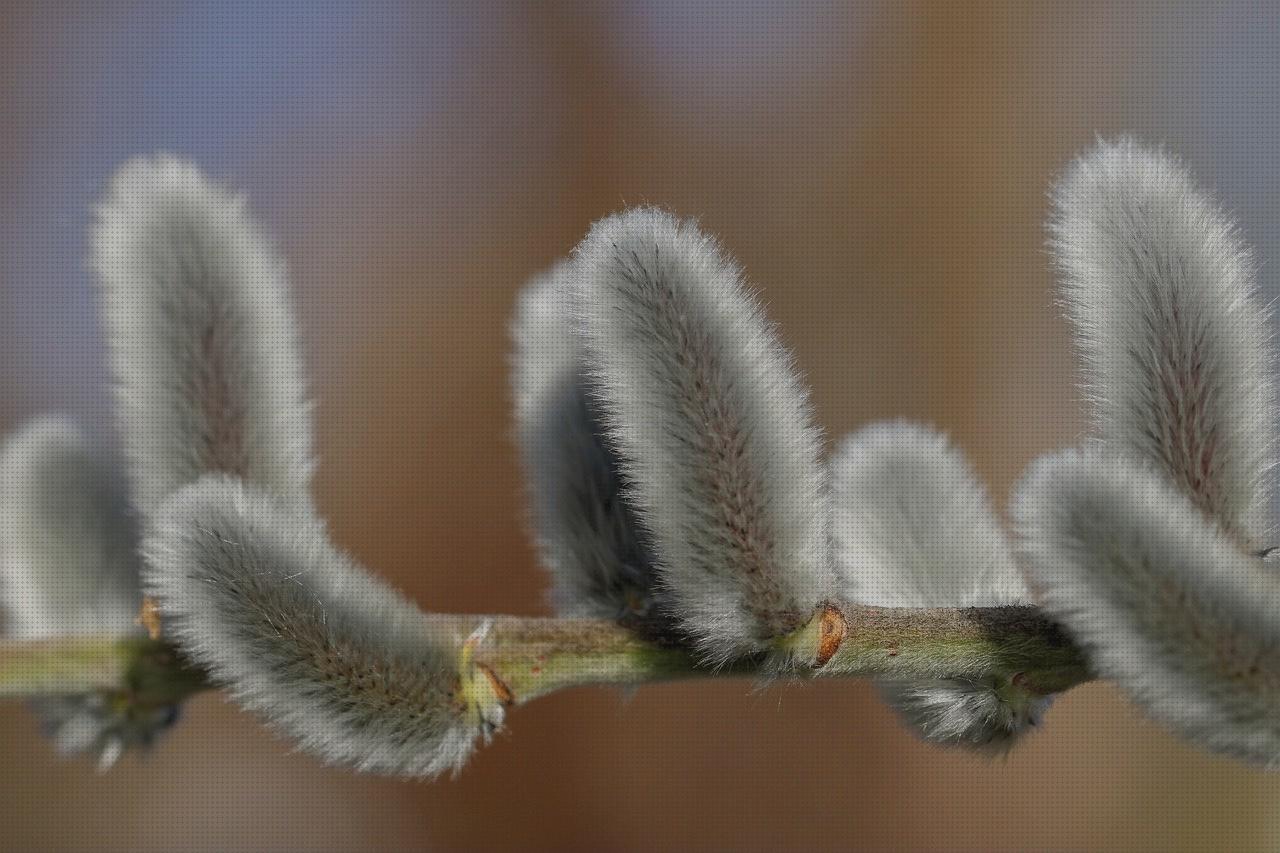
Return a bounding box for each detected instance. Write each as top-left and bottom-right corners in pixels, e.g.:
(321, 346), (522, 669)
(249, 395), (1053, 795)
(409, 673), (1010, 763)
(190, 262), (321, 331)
(820, 604), (1088, 692)
(473, 605), (1092, 705)
(0, 636), (183, 698)
(0, 604), (1093, 709)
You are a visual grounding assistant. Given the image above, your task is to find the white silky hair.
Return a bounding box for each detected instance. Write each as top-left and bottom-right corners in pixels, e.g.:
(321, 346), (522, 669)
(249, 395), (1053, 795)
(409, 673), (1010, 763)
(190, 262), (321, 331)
(1014, 448), (1280, 767)
(0, 417), (140, 640)
(144, 475), (484, 778)
(832, 421), (1050, 748)
(572, 208), (835, 664)
(1049, 137), (1276, 548)
(92, 154), (314, 517)
(510, 262), (661, 622)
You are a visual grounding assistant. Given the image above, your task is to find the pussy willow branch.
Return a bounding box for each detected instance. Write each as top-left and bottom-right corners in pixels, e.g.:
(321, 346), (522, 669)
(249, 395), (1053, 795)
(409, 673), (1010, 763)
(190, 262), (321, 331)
(0, 604), (1091, 708)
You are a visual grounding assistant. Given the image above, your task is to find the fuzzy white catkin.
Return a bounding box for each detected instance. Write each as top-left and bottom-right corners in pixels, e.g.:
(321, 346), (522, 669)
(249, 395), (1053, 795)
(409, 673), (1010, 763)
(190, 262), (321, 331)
(0, 418), (179, 769)
(573, 208), (835, 664)
(510, 262), (661, 622)
(92, 155), (314, 517)
(0, 417), (140, 640)
(144, 476), (486, 778)
(832, 421), (1050, 749)
(1014, 448), (1280, 767)
(1049, 137), (1276, 548)
(832, 421), (1025, 608)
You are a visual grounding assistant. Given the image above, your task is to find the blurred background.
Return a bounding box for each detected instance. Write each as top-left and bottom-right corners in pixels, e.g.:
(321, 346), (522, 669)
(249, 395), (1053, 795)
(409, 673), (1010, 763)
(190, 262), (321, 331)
(2, 1), (1280, 850)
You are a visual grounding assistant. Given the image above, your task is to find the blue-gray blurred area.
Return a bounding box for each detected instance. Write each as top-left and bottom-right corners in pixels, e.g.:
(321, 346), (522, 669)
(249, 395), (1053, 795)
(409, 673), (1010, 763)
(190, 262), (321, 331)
(2, 1), (459, 420)
(3, 2), (1280, 850)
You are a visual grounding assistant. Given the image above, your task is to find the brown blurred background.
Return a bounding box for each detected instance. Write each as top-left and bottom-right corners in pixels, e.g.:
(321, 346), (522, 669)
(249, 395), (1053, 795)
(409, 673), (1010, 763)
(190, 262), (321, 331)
(3, 1), (1280, 850)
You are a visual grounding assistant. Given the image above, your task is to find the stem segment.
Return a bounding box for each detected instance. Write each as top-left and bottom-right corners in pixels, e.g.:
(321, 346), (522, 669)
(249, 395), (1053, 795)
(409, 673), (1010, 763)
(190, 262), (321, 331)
(0, 603), (1092, 707)
(0, 636), (203, 702)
